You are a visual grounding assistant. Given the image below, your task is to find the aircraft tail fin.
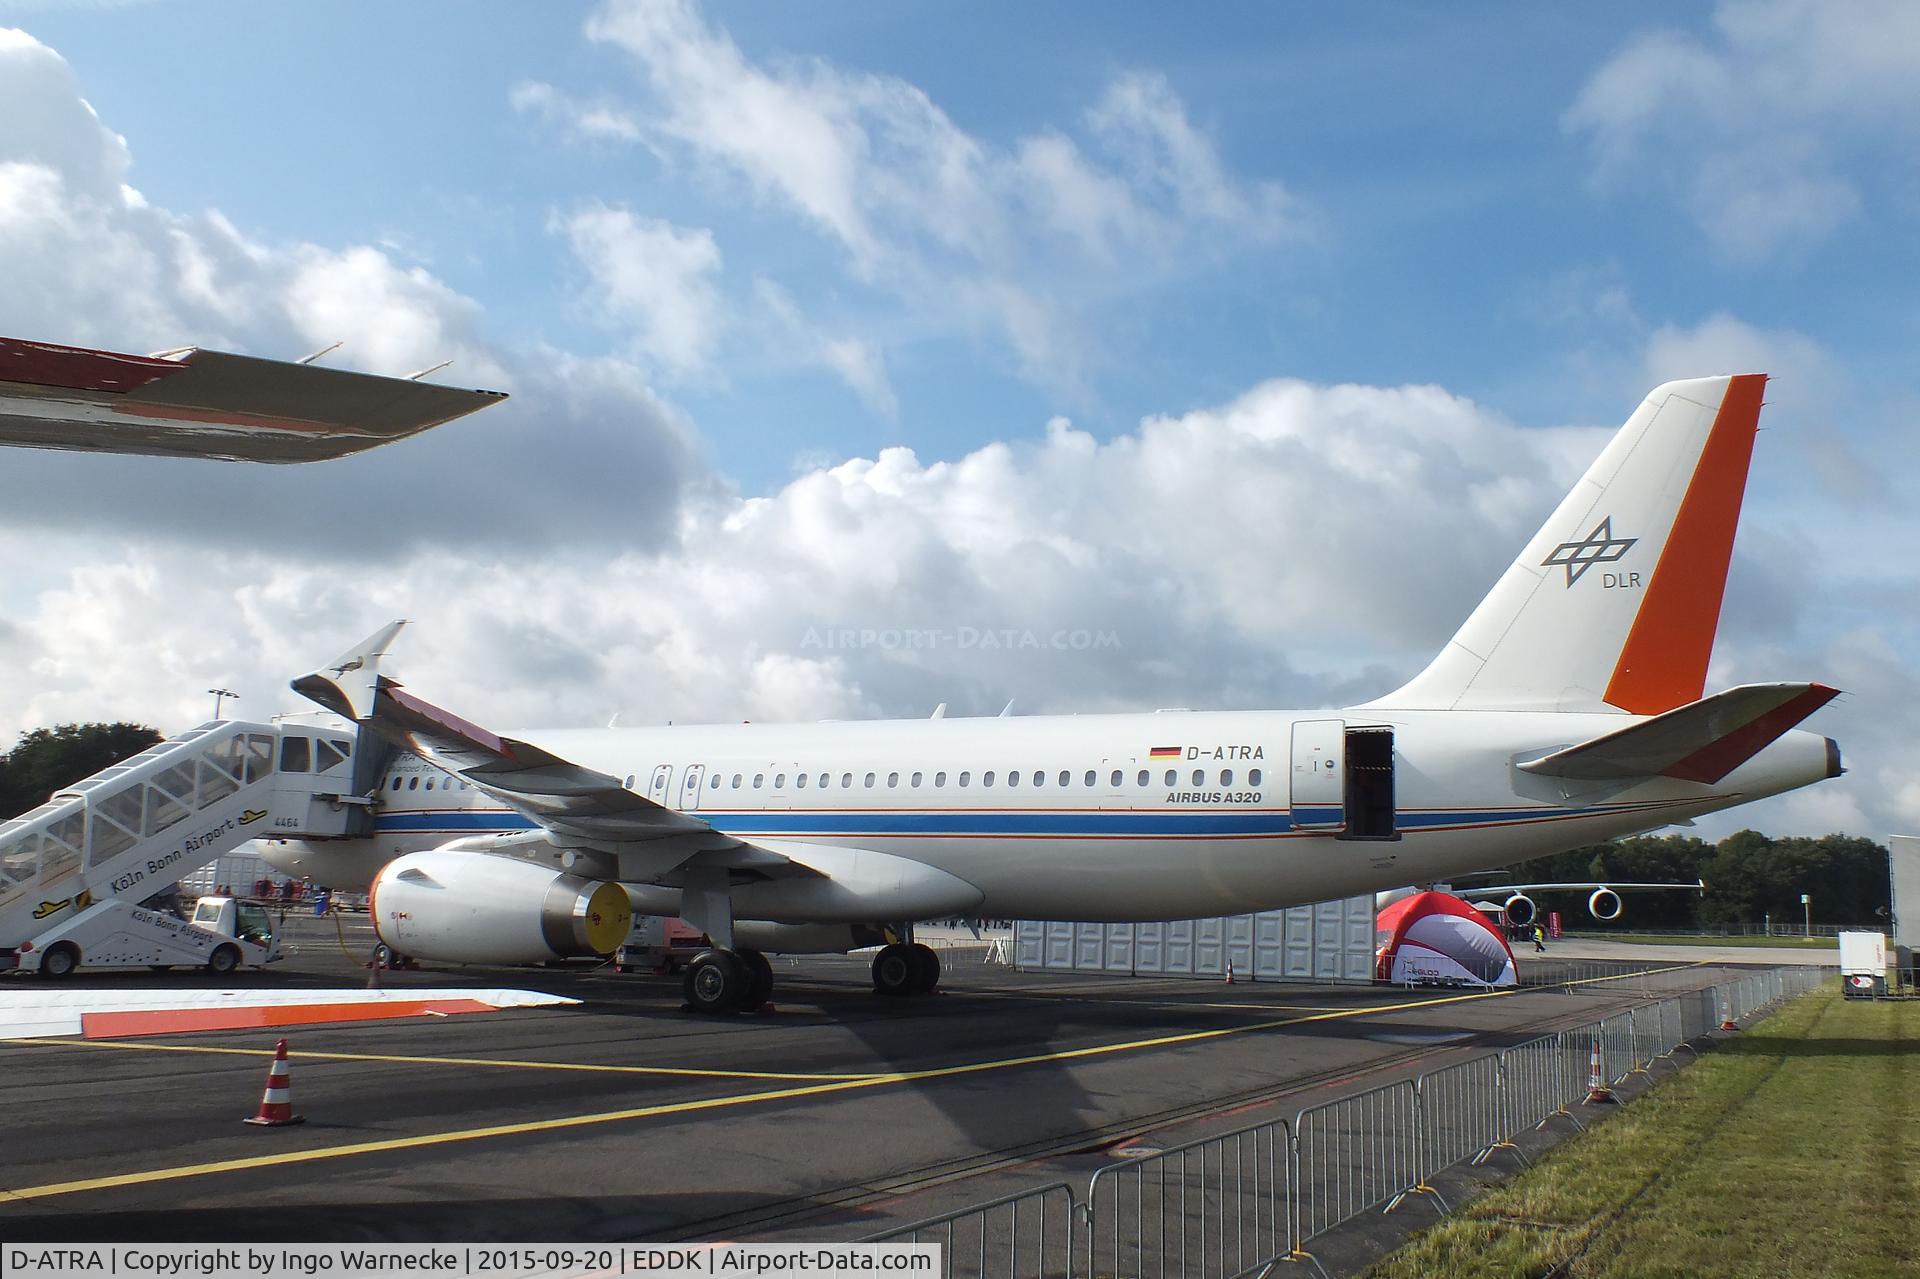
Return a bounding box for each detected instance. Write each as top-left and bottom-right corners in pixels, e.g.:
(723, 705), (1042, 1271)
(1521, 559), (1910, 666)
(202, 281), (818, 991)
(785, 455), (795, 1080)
(1370, 375), (1766, 713)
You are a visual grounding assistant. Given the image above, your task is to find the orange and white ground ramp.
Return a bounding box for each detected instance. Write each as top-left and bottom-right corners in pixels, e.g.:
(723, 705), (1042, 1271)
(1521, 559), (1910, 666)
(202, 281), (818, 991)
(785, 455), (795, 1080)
(0, 987), (578, 1039)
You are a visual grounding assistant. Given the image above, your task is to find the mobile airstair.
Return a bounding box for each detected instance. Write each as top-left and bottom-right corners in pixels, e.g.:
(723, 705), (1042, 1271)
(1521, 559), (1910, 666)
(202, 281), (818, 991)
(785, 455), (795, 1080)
(0, 718), (368, 973)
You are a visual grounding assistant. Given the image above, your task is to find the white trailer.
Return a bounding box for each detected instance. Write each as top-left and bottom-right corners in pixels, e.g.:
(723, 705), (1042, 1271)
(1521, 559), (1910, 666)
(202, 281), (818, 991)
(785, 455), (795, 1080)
(15, 895), (280, 977)
(1839, 929), (1888, 998)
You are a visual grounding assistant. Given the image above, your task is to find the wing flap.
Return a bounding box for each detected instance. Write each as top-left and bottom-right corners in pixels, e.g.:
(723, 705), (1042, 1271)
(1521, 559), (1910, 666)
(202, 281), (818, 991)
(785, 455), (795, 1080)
(1517, 682), (1838, 784)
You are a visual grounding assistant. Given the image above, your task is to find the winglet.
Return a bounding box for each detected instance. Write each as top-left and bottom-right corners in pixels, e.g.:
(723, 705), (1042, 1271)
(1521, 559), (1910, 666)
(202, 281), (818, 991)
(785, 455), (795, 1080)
(292, 619), (408, 720)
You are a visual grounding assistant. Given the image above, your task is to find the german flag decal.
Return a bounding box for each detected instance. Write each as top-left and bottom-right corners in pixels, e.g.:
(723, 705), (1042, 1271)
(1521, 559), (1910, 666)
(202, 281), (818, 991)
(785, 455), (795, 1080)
(1148, 745), (1182, 759)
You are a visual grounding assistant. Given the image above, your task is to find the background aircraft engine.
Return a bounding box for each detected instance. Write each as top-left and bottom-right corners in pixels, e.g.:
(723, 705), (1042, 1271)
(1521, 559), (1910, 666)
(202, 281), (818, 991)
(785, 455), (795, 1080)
(370, 851), (632, 965)
(1587, 887), (1624, 921)
(1501, 893), (1537, 928)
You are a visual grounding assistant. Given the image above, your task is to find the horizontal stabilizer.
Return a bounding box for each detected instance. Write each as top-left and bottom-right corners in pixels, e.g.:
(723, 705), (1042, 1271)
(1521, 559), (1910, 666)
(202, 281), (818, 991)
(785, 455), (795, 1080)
(1517, 682), (1838, 784)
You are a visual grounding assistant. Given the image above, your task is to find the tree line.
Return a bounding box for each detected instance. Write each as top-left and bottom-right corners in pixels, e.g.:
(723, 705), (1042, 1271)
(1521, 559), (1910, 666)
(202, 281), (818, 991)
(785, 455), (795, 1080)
(1484, 831), (1892, 930)
(0, 722), (163, 820)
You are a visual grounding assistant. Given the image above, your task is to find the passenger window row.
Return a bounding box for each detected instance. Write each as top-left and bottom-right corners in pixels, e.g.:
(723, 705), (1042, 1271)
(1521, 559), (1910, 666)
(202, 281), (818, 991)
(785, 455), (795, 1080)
(698, 767), (1262, 791)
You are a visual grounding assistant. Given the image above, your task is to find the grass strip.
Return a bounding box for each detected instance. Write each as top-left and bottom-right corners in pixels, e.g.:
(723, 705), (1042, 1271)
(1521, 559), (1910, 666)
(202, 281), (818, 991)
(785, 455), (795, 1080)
(1366, 988), (1919, 1278)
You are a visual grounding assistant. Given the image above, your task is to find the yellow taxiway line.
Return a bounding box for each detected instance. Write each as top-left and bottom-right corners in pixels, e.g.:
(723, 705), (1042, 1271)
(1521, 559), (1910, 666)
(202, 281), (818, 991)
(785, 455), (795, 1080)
(0, 962), (1705, 1204)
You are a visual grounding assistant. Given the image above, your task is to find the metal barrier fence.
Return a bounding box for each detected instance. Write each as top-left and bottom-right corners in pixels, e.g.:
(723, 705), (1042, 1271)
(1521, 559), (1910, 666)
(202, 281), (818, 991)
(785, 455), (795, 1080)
(871, 1182), (1077, 1279)
(1085, 1118), (1291, 1279)
(1414, 1052), (1503, 1182)
(864, 967), (1826, 1276)
(1495, 1032), (1574, 1139)
(1292, 1080), (1424, 1240)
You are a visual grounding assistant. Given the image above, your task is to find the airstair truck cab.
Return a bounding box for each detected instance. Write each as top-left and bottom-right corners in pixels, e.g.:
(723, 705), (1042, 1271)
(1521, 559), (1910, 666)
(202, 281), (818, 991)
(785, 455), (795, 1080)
(21, 895), (280, 977)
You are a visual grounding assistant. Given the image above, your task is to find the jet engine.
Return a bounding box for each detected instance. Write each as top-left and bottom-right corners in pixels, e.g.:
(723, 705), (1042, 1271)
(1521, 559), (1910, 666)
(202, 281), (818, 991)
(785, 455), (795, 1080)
(1587, 887), (1624, 921)
(1501, 893), (1537, 927)
(370, 851), (632, 965)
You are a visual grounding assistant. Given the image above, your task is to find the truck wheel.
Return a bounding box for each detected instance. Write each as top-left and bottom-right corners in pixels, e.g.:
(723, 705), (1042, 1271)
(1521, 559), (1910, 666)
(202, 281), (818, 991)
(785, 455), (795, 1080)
(207, 944), (241, 975)
(41, 943), (79, 979)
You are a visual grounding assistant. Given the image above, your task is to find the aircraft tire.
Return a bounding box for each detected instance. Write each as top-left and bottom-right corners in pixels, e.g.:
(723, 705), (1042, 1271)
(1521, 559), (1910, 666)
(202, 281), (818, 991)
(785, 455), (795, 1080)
(908, 943), (941, 995)
(872, 943), (917, 997)
(741, 949), (774, 1008)
(684, 948), (751, 1014)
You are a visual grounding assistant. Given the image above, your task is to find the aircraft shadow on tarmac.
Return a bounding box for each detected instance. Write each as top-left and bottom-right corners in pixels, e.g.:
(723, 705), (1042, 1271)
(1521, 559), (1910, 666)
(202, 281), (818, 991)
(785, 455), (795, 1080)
(0, 1194), (831, 1244)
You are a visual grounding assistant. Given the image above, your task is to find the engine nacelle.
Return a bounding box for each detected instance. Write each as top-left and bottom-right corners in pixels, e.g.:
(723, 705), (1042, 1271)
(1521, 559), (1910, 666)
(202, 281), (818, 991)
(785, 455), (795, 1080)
(1587, 887), (1623, 921)
(1502, 893), (1537, 928)
(371, 851), (632, 965)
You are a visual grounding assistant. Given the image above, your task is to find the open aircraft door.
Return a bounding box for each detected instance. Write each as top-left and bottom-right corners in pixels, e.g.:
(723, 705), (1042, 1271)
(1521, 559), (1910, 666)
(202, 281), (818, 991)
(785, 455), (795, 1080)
(678, 764), (705, 811)
(1290, 719), (1345, 831)
(270, 727), (361, 838)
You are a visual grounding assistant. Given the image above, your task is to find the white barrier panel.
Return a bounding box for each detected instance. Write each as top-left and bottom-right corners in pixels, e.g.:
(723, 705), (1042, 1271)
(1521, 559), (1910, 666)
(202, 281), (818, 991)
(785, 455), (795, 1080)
(1014, 897), (1376, 984)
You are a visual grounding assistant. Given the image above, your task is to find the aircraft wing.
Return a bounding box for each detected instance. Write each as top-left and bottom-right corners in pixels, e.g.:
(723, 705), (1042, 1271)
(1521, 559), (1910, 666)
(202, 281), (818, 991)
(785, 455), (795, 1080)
(0, 335), (506, 463)
(1516, 682), (1838, 784)
(291, 623), (767, 881)
(1457, 880), (1705, 897)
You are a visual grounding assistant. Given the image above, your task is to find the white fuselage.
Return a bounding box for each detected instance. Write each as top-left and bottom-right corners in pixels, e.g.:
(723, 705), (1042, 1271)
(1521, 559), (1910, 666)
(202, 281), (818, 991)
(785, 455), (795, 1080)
(270, 706), (1834, 922)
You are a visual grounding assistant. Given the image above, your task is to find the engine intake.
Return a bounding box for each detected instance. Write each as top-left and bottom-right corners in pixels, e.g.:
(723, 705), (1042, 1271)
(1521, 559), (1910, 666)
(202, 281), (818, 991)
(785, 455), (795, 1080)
(371, 850), (632, 965)
(1501, 893), (1537, 928)
(1587, 887), (1623, 921)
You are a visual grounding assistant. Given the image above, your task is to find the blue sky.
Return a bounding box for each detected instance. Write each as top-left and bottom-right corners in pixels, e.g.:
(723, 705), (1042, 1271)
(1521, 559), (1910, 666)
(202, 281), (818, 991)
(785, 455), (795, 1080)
(0, 0), (1914, 841)
(21, 0), (1916, 477)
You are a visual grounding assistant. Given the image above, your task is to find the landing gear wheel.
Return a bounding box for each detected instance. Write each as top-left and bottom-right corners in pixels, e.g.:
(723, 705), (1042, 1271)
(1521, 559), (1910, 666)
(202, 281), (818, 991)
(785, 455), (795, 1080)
(684, 948), (752, 1014)
(872, 943), (918, 997)
(908, 943), (941, 995)
(741, 949), (774, 1008)
(207, 944), (240, 976)
(41, 943), (79, 980)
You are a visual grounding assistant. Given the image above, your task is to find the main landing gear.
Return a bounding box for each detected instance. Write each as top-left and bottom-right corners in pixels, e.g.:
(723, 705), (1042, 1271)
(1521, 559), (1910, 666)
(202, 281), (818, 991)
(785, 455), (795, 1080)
(872, 942), (941, 997)
(683, 947), (774, 1015)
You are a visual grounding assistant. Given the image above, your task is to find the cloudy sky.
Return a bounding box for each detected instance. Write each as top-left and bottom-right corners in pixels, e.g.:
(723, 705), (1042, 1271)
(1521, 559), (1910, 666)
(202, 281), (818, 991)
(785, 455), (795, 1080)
(0, 0), (1914, 841)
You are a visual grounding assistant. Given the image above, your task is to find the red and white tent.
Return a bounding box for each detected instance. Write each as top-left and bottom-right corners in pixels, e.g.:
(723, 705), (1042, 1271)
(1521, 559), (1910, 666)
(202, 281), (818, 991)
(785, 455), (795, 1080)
(1374, 891), (1517, 987)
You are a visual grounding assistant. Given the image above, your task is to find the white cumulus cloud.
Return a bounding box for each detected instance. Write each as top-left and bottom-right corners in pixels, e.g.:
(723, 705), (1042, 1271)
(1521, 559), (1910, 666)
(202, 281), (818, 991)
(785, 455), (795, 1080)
(1566, 0), (1920, 260)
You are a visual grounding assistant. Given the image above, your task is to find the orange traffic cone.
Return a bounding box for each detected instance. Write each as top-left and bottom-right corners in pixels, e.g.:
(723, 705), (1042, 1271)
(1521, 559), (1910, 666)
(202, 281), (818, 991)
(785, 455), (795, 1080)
(1718, 992), (1737, 1032)
(1585, 1036), (1614, 1104)
(243, 1038), (305, 1127)
(1224, 960), (1236, 985)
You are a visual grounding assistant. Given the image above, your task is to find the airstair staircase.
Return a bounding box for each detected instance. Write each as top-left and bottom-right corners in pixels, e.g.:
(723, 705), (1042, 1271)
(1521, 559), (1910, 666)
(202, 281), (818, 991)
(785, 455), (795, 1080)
(0, 718), (362, 960)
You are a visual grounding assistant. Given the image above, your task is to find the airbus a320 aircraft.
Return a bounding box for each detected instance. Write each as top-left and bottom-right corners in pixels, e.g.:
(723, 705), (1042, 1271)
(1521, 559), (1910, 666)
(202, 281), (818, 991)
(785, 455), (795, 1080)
(284, 374), (1842, 1014)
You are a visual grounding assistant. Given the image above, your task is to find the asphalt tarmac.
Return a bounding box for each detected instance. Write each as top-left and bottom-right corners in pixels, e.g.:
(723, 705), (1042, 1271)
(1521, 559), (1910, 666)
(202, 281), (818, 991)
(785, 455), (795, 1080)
(0, 914), (1800, 1249)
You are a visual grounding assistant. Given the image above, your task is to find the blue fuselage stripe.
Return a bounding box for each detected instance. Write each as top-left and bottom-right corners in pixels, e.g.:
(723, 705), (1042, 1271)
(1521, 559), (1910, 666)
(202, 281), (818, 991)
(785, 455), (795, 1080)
(370, 803), (1649, 839)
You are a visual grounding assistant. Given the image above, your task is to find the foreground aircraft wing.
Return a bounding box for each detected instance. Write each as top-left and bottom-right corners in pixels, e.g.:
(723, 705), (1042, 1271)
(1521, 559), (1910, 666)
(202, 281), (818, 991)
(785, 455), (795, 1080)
(1516, 682), (1839, 784)
(0, 335), (506, 463)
